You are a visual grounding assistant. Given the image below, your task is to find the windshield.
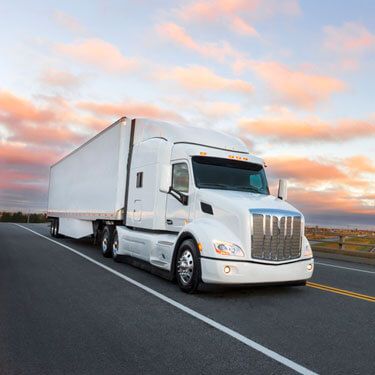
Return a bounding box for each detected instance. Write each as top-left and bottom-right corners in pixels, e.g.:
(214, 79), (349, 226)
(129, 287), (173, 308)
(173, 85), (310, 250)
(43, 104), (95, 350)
(192, 156), (269, 195)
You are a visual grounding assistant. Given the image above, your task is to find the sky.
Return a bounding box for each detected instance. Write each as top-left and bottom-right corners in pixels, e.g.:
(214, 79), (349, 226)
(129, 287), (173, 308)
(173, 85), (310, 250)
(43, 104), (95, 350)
(0, 0), (374, 229)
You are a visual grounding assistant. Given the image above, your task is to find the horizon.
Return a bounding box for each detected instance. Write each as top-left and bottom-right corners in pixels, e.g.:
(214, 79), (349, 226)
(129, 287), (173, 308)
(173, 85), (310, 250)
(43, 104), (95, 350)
(0, 0), (374, 228)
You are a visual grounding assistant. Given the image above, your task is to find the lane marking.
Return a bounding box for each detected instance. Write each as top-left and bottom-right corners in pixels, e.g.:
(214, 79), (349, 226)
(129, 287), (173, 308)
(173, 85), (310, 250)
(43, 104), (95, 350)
(307, 282), (375, 303)
(315, 261), (375, 275)
(15, 224), (317, 375)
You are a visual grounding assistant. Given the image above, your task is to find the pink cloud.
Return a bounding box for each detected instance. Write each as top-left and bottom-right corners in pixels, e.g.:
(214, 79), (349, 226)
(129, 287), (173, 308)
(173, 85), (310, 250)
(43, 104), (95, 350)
(176, 0), (300, 22)
(77, 100), (185, 123)
(157, 23), (238, 62)
(240, 114), (375, 143)
(230, 17), (259, 37)
(40, 68), (82, 88)
(54, 10), (86, 34)
(56, 38), (138, 73)
(159, 65), (253, 93)
(236, 60), (345, 108)
(324, 22), (375, 54)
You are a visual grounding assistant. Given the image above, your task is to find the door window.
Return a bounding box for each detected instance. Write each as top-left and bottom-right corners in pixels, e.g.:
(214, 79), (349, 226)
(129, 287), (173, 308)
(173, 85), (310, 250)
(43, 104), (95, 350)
(172, 163), (189, 193)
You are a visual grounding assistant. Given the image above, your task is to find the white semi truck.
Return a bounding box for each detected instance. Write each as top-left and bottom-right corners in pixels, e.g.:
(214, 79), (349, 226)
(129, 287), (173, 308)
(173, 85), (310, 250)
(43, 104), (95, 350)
(47, 117), (314, 292)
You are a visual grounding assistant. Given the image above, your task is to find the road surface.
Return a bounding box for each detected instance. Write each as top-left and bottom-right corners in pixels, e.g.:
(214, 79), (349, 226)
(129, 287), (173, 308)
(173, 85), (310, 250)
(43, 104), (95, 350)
(0, 223), (374, 374)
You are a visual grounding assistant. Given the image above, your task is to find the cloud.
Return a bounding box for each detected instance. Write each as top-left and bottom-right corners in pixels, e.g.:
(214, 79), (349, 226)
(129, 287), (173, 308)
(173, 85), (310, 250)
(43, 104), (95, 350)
(157, 23), (238, 62)
(77, 100), (185, 123)
(56, 38), (138, 73)
(344, 156), (375, 175)
(0, 91), (86, 146)
(40, 68), (82, 88)
(159, 65), (253, 93)
(54, 10), (86, 35)
(235, 60), (345, 109)
(230, 17), (259, 37)
(240, 114), (375, 143)
(267, 156), (347, 183)
(324, 22), (375, 54)
(176, 0), (300, 23)
(0, 90), (54, 125)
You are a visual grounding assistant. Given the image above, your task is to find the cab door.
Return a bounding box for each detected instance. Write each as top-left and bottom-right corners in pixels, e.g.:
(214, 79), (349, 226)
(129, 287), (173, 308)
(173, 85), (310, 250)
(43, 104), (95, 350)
(165, 161), (191, 232)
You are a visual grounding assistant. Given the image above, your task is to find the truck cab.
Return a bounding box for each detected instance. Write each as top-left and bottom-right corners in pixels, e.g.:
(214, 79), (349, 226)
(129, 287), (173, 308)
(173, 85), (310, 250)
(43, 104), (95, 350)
(115, 119), (314, 292)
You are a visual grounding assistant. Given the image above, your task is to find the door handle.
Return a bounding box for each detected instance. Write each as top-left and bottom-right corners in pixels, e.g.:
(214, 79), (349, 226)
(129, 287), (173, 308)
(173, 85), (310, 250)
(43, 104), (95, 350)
(166, 219), (173, 225)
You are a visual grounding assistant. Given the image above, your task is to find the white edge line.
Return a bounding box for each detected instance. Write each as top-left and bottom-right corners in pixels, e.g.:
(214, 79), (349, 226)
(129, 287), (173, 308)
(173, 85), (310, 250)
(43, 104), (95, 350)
(15, 224), (318, 375)
(315, 261), (375, 275)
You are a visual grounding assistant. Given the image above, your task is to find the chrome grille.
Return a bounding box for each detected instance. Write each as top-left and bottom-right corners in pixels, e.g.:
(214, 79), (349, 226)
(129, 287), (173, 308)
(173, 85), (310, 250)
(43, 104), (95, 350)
(250, 209), (302, 261)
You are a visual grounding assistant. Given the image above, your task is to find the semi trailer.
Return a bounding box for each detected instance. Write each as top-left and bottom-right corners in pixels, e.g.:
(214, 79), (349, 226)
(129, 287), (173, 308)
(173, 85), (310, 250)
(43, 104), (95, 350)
(47, 117), (314, 292)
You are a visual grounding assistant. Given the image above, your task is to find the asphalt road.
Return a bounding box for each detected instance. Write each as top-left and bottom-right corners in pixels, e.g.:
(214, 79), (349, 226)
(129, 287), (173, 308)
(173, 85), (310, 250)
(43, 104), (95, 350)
(0, 223), (374, 375)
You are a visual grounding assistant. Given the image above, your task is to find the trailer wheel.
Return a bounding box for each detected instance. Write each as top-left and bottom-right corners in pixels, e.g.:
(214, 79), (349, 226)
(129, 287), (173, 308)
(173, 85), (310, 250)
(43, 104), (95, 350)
(112, 231), (121, 262)
(175, 239), (201, 293)
(51, 218), (59, 238)
(101, 226), (114, 258)
(50, 220), (55, 237)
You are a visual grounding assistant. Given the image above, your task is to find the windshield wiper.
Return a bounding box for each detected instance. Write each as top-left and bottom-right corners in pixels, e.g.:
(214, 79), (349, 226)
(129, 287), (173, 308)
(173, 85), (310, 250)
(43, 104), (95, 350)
(235, 186), (263, 193)
(198, 183), (230, 190)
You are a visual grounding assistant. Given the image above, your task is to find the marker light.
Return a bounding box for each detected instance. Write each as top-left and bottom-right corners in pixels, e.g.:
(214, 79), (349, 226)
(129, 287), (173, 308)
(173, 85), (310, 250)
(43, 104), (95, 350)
(224, 266), (231, 274)
(213, 241), (244, 257)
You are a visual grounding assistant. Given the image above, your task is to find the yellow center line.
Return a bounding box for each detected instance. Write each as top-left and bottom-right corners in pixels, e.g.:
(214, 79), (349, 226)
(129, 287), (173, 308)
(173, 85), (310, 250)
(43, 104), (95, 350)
(306, 282), (375, 303)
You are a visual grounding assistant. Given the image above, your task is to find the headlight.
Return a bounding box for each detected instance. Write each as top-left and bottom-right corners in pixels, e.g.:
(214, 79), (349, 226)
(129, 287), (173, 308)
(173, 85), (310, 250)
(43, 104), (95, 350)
(213, 240), (244, 257)
(303, 241), (313, 258)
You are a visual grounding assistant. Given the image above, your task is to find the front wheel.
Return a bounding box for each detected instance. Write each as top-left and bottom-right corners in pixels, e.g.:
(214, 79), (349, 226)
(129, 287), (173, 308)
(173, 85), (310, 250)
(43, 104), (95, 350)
(112, 231), (121, 262)
(175, 239), (201, 293)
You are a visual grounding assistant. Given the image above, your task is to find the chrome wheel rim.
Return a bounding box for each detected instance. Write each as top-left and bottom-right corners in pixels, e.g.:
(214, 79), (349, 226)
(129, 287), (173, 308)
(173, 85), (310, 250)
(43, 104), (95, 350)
(102, 235), (108, 252)
(113, 236), (118, 256)
(177, 250), (194, 285)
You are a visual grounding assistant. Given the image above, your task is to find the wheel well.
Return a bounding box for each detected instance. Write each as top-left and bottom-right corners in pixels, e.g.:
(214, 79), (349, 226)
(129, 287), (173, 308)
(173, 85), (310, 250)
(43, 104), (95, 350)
(171, 232), (199, 280)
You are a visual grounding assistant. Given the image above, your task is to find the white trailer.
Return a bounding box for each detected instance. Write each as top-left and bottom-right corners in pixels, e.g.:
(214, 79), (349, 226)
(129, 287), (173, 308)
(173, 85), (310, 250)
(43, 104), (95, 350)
(48, 117), (314, 292)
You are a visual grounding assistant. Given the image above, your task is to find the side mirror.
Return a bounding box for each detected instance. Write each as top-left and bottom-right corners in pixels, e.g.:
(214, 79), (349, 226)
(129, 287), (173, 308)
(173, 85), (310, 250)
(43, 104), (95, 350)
(169, 187), (189, 206)
(159, 164), (172, 193)
(278, 179), (288, 200)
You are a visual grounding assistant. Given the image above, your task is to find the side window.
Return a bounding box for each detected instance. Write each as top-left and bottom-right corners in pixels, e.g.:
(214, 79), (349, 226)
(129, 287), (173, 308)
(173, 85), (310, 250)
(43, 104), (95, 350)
(172, 163), (189, 193)
(136, 172), (143, 188)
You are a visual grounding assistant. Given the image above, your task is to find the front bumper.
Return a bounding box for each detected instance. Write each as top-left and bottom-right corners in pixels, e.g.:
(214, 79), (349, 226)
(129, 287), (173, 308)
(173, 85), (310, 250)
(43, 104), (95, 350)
(200, 257), (314, 284)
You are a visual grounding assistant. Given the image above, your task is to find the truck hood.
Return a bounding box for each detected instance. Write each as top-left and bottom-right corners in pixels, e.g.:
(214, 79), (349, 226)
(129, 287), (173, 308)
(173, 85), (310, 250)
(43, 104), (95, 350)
(198, 189), (302, 215)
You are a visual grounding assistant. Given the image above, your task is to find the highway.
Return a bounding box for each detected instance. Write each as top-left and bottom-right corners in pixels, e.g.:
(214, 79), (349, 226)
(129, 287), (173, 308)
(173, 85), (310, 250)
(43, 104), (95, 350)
(1, 223), (374, 375)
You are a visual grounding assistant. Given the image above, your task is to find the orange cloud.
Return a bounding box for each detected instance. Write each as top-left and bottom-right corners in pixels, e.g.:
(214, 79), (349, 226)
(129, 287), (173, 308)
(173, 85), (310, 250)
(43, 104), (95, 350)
(40, 68), (82, 88)
(0, 90), (54, 124)
(57, 38), (138, 73)
(159, 65), (253, 93)
(157, 23), (237, 62)
(267, 156), (347, 183)
(77, 100), (185, 123)
(324, 22), (375, 54)
(240, 114), (374, 142)
(236, 60), (345, 108)
(344, 156), (375, 175)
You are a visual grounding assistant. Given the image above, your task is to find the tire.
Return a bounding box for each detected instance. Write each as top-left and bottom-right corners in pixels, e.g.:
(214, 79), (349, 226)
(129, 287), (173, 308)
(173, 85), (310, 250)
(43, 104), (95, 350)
(50, 220), (55, 237)
(51, 218), (59, 238)
(175, 239), (201, 293)
(112, 230), (121, 262)
(101, 226), (114, 258)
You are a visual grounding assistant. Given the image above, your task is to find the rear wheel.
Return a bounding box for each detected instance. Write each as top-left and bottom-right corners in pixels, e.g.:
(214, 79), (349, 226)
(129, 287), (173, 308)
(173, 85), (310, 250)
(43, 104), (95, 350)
(101, 226), (114, 258)
(175, 239), (201, 293)
(50, 220), (55, 237)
